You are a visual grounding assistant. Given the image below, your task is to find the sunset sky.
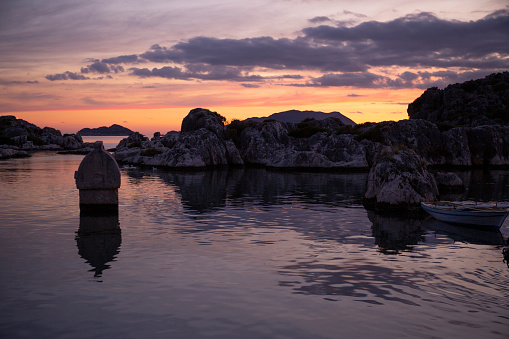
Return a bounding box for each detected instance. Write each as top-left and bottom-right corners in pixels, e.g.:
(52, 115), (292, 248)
(1, 0), (508, 135)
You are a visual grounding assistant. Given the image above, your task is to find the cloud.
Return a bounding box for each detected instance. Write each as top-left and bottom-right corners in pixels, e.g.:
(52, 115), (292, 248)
(241, 83), (261, 88)
(46, 71), (89, 81)
(81, 61), (124, 74)
(309, 16), (331, 24)
(302, 10), (509, 69)
(102, 54), (139, 64)
(44, 10), (509, 89)
(130, 65), (266, 82)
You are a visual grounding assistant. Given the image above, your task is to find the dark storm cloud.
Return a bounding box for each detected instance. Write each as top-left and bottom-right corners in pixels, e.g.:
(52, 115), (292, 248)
(302, 10), (509, 69)
(140, 36), (366, 72)
(137, 10), (509, 72)
(130, 65), (265, 82)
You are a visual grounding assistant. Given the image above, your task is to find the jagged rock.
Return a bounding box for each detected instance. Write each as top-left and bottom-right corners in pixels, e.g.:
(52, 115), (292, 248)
(116, 132), (149, 149)
(408, 71), (509, 126)
(235, 120), (368, 168)
(364, 149), (438, 211)
(0, 115), (84, 150)
(467, 125), (509, 165)
(181, 108), (227, 138)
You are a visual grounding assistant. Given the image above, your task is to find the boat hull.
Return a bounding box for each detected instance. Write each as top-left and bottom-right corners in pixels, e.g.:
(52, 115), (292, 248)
(421, 202), (508, 230)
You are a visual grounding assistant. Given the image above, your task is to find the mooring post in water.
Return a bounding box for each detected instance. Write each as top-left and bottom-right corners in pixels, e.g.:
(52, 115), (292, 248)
(75, 141), (121, 211)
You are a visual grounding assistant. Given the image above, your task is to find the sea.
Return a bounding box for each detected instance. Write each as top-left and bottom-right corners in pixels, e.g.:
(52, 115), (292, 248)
(0, 136), (508, 338)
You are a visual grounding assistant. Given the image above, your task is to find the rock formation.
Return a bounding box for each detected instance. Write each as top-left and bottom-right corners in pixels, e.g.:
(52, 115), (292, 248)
(363, 148), (439, 211)
(233, 118), (368, 168)
(114, 108), (243, 168)
(408, 71), (509, 126)
(0, 115), (84, 156)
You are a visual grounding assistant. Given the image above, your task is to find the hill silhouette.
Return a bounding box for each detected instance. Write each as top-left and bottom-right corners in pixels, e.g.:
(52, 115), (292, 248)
(78, 124), (133, 136)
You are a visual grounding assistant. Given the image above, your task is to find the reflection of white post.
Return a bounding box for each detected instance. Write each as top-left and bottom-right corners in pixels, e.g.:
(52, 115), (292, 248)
(75, 141), (121, 208)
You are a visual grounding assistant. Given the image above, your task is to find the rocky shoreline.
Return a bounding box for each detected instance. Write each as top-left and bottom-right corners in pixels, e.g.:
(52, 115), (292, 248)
(1, 72), (508, 211)
(109, 107), (506, 211)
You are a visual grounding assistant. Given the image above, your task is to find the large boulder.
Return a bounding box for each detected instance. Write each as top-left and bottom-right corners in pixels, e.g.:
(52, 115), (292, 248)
(181, 108), (227, 138)
(364, 148), (438, 211)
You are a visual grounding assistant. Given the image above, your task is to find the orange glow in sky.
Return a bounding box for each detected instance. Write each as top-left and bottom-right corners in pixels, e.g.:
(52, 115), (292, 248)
(1, 1), (507, 135)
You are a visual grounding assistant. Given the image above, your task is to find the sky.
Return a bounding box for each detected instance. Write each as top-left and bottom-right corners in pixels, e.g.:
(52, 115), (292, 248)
(1, 0), (508, 135)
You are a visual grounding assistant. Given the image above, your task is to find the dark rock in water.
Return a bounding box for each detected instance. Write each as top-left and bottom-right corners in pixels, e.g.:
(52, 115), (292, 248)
(77, 124), (133, 136)
(364, 149), (438, 211)
(408, 71), (509, 126)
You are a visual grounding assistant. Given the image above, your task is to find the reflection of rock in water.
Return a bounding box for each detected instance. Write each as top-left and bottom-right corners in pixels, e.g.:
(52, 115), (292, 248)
(368, 211), (425, 254)
(158, 169), (243, 213)
(440, 169), (509, 202)
(153, 168), (368, 213)
(76, 210), (121, 279)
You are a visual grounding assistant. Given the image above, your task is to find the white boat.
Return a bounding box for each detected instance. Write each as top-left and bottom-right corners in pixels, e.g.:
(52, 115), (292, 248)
(421, 201), (509, 230)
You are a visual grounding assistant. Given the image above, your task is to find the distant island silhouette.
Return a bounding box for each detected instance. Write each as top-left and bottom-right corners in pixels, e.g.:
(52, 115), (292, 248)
(246, 110), (356, 126)
(77, 124), (133, 136)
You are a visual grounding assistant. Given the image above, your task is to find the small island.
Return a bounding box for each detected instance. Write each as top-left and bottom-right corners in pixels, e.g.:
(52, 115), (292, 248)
(77, 124), (134, 136)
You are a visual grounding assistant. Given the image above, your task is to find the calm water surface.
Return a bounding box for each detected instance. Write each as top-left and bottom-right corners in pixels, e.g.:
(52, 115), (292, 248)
(0, 152), (508, 338)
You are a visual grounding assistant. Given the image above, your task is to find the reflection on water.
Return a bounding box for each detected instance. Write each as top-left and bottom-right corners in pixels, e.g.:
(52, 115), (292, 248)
(441, 169), (509, 202)
(369, 212), (426, 254)
(424, 218), (505, 245)
(1, 153), (509, 339)
(128, 168), (368, 213)
(76, 210), (121, 279)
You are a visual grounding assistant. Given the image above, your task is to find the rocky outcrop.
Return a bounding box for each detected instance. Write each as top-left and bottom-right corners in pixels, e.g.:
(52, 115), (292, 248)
(0, 146), (30, 160)
(353, 119), (509, 167)
(181, 108), (227, 138)
(363, 149), (438, 211)
(233, 118), (368, 168)
(0, 115), (84, 151)
(408, 72), (509, 126)
(114, 109), (243, 168)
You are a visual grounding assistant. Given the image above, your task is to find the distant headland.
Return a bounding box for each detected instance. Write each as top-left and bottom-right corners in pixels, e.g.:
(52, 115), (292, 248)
(77, 124), (133, 136)
(246, 110), (356, 126)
